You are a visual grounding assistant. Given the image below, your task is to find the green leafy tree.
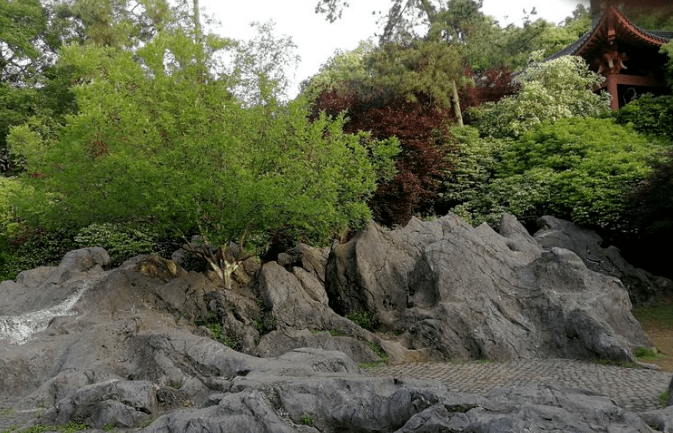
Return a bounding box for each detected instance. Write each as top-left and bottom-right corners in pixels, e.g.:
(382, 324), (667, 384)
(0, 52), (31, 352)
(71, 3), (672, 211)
(301, 39), (375, 97)
(473, 54), (611, 139)
(363, 40), (467, 115)
(0, 0), (53, 83)
(614, 94), (673, 141)
(8, 30), (398, 287)
(228, 21), (300, 105)
(495, 6), (591, 70)
(454, 117), (667, 231)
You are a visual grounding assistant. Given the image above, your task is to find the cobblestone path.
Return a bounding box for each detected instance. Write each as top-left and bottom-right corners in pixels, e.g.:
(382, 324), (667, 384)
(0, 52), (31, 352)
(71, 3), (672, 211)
(365, 359), (672, 413)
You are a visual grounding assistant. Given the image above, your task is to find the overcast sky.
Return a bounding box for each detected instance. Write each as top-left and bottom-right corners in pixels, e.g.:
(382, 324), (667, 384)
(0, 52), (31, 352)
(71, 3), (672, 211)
(200, 0), (589, 97)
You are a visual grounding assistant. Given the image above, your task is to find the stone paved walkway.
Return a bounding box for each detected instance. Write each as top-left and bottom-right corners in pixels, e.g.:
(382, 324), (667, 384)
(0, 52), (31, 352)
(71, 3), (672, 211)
(364, 359), (673, 413)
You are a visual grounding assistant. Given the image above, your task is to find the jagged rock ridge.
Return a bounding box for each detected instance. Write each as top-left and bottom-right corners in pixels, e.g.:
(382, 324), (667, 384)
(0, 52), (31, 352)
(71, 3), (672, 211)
(0, 213), (668, 432)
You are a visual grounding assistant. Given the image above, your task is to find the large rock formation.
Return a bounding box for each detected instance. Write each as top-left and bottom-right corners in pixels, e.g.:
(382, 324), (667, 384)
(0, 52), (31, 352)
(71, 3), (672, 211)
(0, 212), (664, 432)
(534, 215), (673, 305)
(0, 249), (659, 432)
(326, 213), (651, 361)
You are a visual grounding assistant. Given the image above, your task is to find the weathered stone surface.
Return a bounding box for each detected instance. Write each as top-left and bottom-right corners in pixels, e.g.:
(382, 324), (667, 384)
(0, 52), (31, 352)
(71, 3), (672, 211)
(534, 215), (673, 305)
(0, 247), (109, 317)
(277, 243), (330, 285)
(256, 261), (395, 363)
(0, 245), (665, 432)
(326, 213), (651, 361)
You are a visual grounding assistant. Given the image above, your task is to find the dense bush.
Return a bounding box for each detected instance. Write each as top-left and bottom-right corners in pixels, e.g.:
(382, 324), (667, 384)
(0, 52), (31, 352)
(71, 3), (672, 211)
(0, 226), (77, 281)
(314, 87), (453, 226)
(460, 65), (519, 112)
(454, 117), (668, 231)
(620, 147), (673, 275)
(8, 32), (399, 261)
(73, 223), (162, 267)
(440, 126), (506, 222)
(613, 94), (673, 140)
(309, 40), (471, 226)
(473, 55), (611, 139)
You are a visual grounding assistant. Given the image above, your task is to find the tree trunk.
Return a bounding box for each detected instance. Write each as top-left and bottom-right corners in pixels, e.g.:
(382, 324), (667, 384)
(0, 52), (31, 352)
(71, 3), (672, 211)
(451, 81), (464, 127)
(192, 0), (201, 44)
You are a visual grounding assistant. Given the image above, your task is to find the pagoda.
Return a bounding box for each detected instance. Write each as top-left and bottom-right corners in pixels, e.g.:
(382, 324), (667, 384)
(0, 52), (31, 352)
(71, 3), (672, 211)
(548, 1), (672, 109)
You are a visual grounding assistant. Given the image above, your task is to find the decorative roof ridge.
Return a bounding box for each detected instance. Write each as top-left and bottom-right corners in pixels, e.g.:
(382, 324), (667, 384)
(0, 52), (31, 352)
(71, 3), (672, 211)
(605, 5), (671, 44)
(545, 6), (671, 62)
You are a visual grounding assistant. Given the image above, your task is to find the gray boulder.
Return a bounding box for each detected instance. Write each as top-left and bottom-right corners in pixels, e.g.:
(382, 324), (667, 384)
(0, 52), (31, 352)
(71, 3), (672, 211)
(256, 260), (392, 363)
(534, 215), (673, 305)
(0, 247), (663, 433)
(327, 213), (651, 361)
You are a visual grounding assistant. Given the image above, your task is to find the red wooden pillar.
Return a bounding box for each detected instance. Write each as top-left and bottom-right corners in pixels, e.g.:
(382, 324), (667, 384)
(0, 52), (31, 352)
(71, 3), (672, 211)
(606, 73), (619, 110)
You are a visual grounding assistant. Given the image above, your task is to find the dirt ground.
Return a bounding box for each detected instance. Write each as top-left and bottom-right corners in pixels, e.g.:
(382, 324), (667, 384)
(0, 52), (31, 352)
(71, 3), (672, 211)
(633, 302), (673, 372)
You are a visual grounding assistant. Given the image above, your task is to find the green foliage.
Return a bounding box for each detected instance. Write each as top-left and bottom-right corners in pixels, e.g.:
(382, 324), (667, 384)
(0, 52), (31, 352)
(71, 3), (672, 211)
(1, 226), (77, 282)
(366, 341), (389, 363)
(56, 421), (89, 433)
(0, 407), (15, 418)
(634, 347), (663, 360)
(456, 117), (666, 230)
(662, 41), (673, 86)
(441, 126), (506, 220)
(614, 94), (673, 140)
(496, 8), (591, 70)
(357, 361), (386, 370)
(229, 21), (300, 105)
(8, 29), (398, 255)
(19, 422), (88, 433)
(137, 418), (156, 428)
(0, 0), (49, 83)
(253, 315), (277, 335)
(300, 413), (313, 426)
(302, 39), (375, 97)
(473, 55), (611, 139)
(328, 328), (347, 337)
(346, 311), (373, 331)
(363, 40), (467, 111)
(632, 303), (673, 329)
(73, 223), (159, 267)
(0, 66), (77, 158)
(626, 6), (673, 32)
(661, 389), (671, 407)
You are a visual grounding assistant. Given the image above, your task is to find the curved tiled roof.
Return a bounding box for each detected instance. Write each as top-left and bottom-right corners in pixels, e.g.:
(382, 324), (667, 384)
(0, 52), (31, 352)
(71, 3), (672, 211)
(546, 6), (672, 62)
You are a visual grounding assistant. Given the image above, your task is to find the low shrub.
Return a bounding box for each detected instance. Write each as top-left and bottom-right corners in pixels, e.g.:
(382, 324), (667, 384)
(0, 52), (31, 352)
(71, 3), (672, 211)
(346, 311), (373, 331)
(73, 222), (160, 267)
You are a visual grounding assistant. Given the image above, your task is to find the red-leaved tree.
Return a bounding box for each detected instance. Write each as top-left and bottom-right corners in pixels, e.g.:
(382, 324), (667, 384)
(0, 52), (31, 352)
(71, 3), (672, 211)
(314, 84), (454, 226)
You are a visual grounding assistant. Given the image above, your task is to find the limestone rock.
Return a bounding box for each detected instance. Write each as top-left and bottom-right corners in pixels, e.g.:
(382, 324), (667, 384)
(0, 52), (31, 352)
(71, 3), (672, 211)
(534, 215), (673, 304)
(0, 246), (662, 433)
(326, 213), (651, 361)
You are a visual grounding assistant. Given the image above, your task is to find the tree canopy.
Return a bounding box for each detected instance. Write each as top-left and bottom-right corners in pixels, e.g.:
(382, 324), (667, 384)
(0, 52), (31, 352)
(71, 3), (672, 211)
(473, 54), (611, 139)
(8, 28), (398, 247)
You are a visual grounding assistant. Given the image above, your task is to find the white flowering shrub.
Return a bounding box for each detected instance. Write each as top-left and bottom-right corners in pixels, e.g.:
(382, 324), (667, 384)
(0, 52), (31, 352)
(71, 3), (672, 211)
(473, 54), (611, 139)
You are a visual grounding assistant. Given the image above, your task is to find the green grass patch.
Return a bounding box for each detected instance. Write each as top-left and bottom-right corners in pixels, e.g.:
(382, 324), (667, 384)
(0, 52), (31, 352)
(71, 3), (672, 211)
(346, 311), (373, 331)
(660, 389), (671, 407)
(137, 417), (156, 428)
(366, 341), (389, 363)
(18, 422), (88, 433)
(358, 361), (387, 370)
(635, 346), (664, 361)
(300, 413), (313, 426)
(328, 328), (347, 337)
(632, 303), (673, 328)
(0, 408), (15, 418)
